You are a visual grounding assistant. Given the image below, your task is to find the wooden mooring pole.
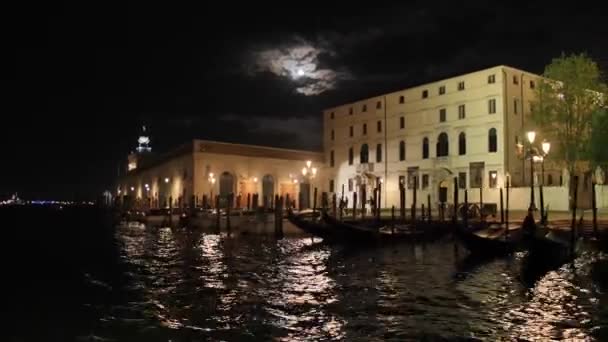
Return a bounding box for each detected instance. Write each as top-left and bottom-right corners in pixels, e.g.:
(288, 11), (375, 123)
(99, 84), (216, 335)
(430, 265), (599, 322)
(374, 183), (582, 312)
(592, 181), (598, 238)
(499, 188), (504, 224)
(427, 194), (431, 222)
(215, 195), (221, 231)
(453, 177), (458, 223)
(463, 189), (468, 229)
(353, 191), (358, 220)
(399, 185), (405, 222)
(571, 176), (579, 258)
(506, 177), (510, 238)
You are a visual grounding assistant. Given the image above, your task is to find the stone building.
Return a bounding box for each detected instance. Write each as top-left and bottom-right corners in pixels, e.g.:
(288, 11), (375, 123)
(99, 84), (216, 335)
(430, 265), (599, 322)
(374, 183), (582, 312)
(117, 139), (323, 209)
(321, 65), (592, 211)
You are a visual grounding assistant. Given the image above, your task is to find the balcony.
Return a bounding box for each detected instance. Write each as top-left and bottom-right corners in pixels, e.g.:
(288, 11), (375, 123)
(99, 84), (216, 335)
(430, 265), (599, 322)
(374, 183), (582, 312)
(356, 163), (374, 173)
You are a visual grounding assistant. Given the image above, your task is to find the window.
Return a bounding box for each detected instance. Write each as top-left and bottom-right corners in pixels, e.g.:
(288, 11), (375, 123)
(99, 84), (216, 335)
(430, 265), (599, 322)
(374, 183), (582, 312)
(422, 90), (428, 98)
(330, 112), (334, 119)
(350, 126), (354, 137)
(329, 179), (335, 193)
(348, 178), (353, 192)
(439, 108), (446, 122)
(376, 101), (382, 109)
(436, 132), (449, 157)
(399, 95), (404, 104)
(400, 116), (405, 129)
(488, 99), (496, 114)
(399, 140), (406, 161)
(360, 144), (369, 164)
(458, 81), (465, 90)
(330, 150), (334, 167)
(458, 132), (466, 155)
(422, 174), (429, 189)
(530, 80), (535, 89)
(458, 172), (467, 189)
(513, 75), (519, 85)
(488, 74), (496, 84)
(514, 98), (519, 114)
(407, 168), (419, 189)
(349, 107), (353, 115)
(488, 128), (497, 152)
(377, 120), (382, 132)
(348, 147), (353, 165)
(398, 176), (406, 189)
(439, 85), (446, 95)
(376, 144), (382, 163)
(547, 174), (553, 186)
(422, 137), (429, 159)
(470, 162), (484, 188)
(362, 104), (367, 112)
(331, 129), (335, 141)
(362, 123), (367, 135)
(458, 104), (466, 119)
(489, 171), (498, 188)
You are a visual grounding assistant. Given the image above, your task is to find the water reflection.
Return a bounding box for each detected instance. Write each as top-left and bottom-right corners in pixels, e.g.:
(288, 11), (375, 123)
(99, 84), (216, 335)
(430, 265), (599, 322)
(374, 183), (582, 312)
(105, 224), (607, 341)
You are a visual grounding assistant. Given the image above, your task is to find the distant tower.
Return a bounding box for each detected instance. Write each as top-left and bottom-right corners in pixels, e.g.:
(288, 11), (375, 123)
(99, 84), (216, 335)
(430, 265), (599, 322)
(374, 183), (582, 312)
(136, 125), (152, 153)
(127, 125), (153, 172)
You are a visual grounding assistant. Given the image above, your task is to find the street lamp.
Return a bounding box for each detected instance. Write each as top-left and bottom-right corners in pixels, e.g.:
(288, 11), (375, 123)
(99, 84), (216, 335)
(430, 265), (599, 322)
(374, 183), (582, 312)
(208, 172), (216, 201)
(300, 160), (318, 209)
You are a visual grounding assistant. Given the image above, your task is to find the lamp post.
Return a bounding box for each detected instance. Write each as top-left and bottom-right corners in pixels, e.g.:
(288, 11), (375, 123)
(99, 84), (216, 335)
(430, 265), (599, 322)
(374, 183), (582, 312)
(301, 160), (318, 208)
(208, 173), (216, 204)
(516, 131), (551, 215)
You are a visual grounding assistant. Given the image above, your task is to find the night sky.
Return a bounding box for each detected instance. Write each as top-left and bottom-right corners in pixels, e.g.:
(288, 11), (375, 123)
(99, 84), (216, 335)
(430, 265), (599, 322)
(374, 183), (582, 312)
(6, 1), (608, 200)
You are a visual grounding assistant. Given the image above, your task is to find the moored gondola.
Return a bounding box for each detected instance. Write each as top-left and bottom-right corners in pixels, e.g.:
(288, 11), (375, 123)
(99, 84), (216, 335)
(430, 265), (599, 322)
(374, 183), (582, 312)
(286, 209), (335, 240)
(453, 222), (522, 256)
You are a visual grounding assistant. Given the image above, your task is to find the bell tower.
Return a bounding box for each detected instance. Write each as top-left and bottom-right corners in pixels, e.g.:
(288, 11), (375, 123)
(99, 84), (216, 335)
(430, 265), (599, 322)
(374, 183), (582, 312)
(127, 125), (153, 172)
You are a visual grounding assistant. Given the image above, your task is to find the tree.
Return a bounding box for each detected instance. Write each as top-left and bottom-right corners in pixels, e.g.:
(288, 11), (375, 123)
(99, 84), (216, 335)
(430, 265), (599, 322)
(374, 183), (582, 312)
(530, 53), (607, 183)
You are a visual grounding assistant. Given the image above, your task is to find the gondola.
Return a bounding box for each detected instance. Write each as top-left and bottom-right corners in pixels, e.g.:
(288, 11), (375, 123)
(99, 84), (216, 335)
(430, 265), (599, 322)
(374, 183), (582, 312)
(321, 212), (428, 243)
(453, 222), (521, 256)
(286, 209), (335, 240)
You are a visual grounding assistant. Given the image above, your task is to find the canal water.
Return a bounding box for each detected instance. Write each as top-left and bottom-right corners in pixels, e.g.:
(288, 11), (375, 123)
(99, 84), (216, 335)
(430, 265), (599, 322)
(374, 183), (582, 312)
(4, 207), (608, 341)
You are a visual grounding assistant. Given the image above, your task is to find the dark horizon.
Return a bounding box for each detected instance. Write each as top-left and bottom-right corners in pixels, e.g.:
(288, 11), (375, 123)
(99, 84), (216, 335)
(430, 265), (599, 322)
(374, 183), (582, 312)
(6, 2), (607, 200)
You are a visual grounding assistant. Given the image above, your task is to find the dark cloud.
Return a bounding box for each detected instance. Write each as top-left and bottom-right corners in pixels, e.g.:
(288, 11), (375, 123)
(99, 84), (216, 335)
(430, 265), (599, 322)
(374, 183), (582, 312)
(5, 2), (608, 199)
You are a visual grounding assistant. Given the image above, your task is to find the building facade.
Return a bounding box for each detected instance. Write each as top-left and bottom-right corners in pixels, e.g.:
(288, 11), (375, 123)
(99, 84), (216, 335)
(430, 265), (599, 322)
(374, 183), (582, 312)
(117, 140), (323, 209)
(322, 65), (580, 211)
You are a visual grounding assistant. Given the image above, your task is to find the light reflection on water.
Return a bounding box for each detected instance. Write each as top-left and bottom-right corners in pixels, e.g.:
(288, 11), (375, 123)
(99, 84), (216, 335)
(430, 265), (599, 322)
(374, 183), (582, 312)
(96, 223), (608, 341)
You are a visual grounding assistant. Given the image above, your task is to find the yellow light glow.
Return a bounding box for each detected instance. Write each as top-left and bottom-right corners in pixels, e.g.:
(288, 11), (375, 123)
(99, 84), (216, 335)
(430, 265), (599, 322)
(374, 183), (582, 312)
(306, 160), (312, 168)
(542, 140), (551, 154)
(302, 168), (307, 176)
(253, 177), (258, 183)
(527, 131), (536, 144)
(164, 177), (170, 183)
(312, 167), (317, 176)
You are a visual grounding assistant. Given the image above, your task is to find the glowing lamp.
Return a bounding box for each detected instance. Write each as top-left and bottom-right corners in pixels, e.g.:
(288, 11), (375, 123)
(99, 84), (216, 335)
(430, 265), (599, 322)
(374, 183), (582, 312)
(527, 131), (536, 144)
(312, 167), (317, 176)
(542, 141), (551, 155)
(306, 160), (312, 169)
(164, 177), (170, 183)
(302, 167), (307, 176)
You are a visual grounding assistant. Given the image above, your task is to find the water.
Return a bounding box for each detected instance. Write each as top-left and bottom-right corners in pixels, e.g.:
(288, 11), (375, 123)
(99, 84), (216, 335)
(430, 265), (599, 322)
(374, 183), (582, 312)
(4, 206), (608, 341)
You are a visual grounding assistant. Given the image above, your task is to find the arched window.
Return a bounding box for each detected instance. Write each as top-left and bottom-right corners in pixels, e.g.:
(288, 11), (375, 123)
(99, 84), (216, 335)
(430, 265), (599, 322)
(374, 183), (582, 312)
(437, 132), (449, 157)
(360, 144), (369, 164)
(458, 132), (466, 155)
(422, 137), (429, 159)
(488, 128), (497, 152)
(399, 140), (406, 161)
(376, 144), (382, 163)
(348, 147), (354, 165)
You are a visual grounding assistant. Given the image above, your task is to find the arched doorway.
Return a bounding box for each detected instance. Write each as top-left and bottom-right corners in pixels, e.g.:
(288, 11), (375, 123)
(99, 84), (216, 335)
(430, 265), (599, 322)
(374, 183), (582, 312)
(262, 174), (274, 207)
(219, 172), (234, 198)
